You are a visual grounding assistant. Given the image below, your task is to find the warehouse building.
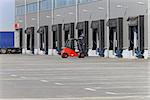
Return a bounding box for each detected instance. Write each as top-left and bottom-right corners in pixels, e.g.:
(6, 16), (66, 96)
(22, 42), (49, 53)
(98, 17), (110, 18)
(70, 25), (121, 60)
(15, 0), (149, 59)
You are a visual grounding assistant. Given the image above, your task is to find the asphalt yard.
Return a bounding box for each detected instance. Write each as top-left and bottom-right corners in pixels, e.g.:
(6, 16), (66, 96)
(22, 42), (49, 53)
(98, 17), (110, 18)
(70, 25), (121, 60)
(0, 54), (150, 100)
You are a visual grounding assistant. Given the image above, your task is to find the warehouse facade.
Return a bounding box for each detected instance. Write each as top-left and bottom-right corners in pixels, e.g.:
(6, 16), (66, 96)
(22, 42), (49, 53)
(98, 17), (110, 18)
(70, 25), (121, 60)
(15, 0), (149, 58)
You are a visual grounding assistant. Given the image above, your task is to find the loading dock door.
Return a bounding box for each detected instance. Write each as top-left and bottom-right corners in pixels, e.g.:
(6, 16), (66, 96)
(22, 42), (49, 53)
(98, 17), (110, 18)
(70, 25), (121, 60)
(76, 21), (89, 56)
(63, 23), (74, 44)
(27, 34), (30, 50)
(91, 20), (105, 56)
(52, 24), (62, 53)
(92, 29), (97, 50)
(37, 26), (48, 54)
(127, 15), (144, 58)
(91, 21), (98, 50)
(25, 27), (34, 54)
(109, 28), (116, 50)
(107, 18), (123, 57)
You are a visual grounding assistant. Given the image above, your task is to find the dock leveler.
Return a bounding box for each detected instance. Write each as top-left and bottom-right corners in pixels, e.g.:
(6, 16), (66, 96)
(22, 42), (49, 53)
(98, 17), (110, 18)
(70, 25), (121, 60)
(91, 20), (105, 57)
(127, 15), (145, 58)
(63, 23), (75, 45)
(76, 21), (89, 56)
(37, 26), (48, 55)
(25, 27), (35, 54)
(52, 24), (62, 54)
(107, 18), (123, 58)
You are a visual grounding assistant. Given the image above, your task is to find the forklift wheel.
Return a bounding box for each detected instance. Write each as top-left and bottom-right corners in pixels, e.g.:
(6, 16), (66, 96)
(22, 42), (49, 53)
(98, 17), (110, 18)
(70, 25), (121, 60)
(62, 53), (68, 58)
(78, 53), (85, 58)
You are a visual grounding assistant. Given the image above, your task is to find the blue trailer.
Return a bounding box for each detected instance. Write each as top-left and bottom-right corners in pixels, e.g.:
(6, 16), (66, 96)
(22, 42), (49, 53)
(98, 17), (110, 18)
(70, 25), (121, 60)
(0, 31), (22, 54)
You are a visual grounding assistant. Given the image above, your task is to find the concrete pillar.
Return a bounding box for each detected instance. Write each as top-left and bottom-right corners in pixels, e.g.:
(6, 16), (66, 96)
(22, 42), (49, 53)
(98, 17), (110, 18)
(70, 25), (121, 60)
(75, 0), (79, 39)
(37, 0), (40, 55)
(24, 0), (27, 54)
(50, 0), (54, 55)
(106, 0), (110, 58)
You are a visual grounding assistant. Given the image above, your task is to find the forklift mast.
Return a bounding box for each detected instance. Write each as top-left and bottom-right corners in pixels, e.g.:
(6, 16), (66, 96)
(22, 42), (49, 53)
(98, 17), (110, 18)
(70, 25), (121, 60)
(76, 21), (89, 56)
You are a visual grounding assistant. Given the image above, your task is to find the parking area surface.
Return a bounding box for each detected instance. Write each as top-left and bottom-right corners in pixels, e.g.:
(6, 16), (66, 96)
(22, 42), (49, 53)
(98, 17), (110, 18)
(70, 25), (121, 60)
(0, 55), (150, 100)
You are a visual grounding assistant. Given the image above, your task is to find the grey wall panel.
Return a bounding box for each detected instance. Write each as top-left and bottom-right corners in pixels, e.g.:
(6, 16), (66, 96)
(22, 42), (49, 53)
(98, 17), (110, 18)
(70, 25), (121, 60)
(78, 0), (107, 21)
(39, 11), (52, 26)
(110, 0), (126, 18)
(90, 0), (107, 20)
(109, 0), (148, 18)
(125, 0), (148, 17)
(26, 14), (37, 27)
(26, 0), (37, 4)
(54, 6), (76, 24)
(16, 0), (39, 6)
(15, 0), (25, 6)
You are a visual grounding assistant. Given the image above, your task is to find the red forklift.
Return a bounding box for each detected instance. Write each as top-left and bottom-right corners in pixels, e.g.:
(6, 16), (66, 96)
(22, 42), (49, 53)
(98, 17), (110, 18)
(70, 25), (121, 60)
(61, 35), (87, 58)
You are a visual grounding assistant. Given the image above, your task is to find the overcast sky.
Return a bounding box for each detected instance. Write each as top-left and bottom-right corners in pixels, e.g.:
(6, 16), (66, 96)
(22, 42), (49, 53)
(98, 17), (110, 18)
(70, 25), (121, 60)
(0, 0), (15, 31)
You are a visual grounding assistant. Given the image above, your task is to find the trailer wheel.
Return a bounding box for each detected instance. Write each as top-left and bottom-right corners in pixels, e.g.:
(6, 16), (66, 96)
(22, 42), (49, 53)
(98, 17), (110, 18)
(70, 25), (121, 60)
(7, 49), (12, 54)
(11, 49), (16, 54)
(1, 49), (7, 54)
(62, 53), (68, 58)
(78, 53), (85, 58)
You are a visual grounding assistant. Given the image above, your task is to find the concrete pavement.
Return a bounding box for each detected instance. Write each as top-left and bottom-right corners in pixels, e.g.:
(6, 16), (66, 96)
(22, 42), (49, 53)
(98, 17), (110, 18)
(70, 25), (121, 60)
(0, 55), (150, 100)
